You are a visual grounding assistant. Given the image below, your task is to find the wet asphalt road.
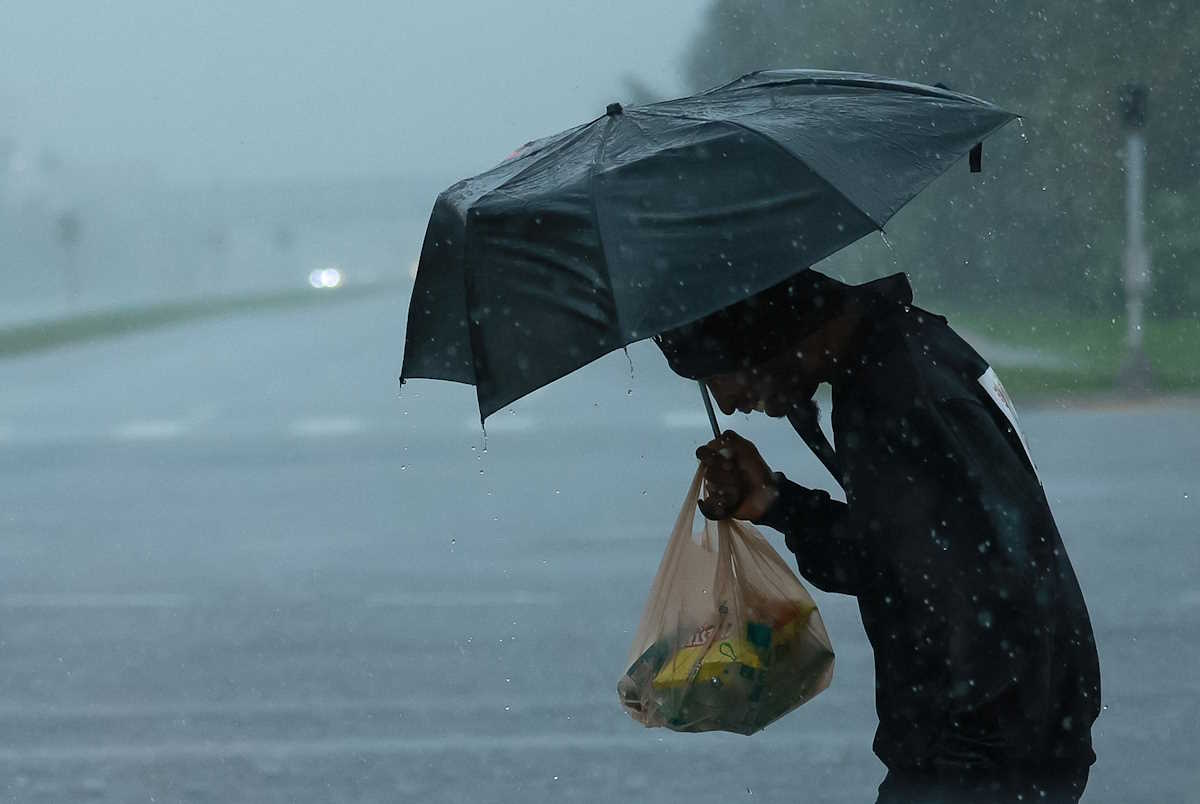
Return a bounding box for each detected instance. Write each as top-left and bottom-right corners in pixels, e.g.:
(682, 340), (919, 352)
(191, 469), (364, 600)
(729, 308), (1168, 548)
(0, 290), (1197, 803)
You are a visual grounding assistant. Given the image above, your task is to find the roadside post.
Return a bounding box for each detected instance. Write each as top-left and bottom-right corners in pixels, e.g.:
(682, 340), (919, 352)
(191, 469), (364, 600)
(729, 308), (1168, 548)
(1118, 83), (1154, 392)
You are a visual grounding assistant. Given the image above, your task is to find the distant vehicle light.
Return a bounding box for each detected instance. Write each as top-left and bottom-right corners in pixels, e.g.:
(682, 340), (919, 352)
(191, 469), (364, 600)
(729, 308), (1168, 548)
(309, 267), (343, 289)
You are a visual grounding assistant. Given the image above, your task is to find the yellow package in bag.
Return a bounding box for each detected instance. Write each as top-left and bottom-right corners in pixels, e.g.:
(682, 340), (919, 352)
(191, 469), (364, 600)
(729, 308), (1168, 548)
(617, 465), (834, 735)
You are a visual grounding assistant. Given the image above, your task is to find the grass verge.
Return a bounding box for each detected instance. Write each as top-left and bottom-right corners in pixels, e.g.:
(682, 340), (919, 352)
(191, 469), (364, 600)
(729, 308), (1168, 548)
(0, 284), (388, 360)
(936, 301), (1200, 397)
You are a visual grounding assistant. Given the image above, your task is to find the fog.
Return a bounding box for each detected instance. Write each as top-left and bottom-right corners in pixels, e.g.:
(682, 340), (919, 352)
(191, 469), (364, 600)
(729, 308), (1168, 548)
(1, 2), (703, 321)
(2, 1), (698, 183)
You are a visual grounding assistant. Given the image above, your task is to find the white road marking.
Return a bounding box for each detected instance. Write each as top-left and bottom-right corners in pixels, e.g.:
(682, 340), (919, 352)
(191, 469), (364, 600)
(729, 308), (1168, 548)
(0, 593), (190, 609)
(0, 693), (613, 720)
(113, 420), (190, 440)
(0, 729), (862, 763)
(289, 417), (365, 437)
(661, 409), (711, 430)
(1179, 590), (1200, 608)
(365, 591), (559, 608)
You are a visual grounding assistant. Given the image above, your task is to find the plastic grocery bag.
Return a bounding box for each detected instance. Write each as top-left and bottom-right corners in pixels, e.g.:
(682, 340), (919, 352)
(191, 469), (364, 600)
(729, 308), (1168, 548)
(617, 465), (835, 735)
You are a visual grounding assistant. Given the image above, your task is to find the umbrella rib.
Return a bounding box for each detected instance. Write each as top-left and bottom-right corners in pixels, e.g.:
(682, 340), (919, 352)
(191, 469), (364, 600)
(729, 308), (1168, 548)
(717, 117), (884, 230)
(640, 105), (885, 231)
(624, 111), (670, 152)
(696, 69), (998, 107)
(585, 114), (624, 340)
(726, 76), (972, 103)
(471, 121), (599, 209)
(460, 121), (608, 419)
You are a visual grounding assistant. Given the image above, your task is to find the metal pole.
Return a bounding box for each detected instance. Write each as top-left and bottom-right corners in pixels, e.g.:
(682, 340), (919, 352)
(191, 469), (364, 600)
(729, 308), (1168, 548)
(698, 381), (720, 438)
(1118, 84), (1153, 391)
(1125, 131), (1148, 356)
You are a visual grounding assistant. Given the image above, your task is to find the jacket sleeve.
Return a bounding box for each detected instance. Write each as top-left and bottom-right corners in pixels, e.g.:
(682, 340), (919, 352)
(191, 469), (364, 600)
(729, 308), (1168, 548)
(754, 473), (862, 597)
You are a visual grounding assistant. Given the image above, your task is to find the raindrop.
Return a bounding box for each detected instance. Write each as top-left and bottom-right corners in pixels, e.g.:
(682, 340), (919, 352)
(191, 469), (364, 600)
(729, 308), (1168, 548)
(554, 489), (561, 495)
(479, 468), (485, 476)
(400, 464), (407, 471)
(451, 538), (456, 545)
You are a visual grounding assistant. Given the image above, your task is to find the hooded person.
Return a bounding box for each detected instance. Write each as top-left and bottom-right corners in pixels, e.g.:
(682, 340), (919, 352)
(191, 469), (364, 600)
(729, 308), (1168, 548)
(656, 269), (1101, 804)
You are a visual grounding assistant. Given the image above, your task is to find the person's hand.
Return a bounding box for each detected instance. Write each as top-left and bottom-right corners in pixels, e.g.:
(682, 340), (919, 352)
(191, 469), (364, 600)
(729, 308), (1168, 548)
(695, 430), (779, 521)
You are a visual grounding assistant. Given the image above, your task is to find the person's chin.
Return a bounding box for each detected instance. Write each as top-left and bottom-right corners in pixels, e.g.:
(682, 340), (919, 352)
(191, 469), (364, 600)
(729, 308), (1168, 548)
(765, 387), (818, 417)
(762, 400), (793, 418)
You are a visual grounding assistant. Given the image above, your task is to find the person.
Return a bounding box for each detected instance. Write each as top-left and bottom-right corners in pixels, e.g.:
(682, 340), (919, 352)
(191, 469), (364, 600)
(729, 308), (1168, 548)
(654, 269), (1101, 804)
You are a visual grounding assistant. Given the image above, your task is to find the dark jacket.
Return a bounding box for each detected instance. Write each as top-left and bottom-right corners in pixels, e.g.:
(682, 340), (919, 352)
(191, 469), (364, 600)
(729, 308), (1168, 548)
(757, 303), (1101, 775)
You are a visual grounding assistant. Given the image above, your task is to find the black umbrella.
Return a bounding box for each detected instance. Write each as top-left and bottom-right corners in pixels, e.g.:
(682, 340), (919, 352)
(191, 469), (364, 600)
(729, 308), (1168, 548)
(401, 69), (1016, 424)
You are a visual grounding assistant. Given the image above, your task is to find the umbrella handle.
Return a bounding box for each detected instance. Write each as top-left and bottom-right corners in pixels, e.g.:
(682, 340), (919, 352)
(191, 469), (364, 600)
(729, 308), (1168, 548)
(699, 381), (721, 438)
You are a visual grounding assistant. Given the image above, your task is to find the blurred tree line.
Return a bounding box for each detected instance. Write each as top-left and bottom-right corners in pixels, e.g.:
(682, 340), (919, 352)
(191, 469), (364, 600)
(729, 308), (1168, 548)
(683, 0), (1199, 317)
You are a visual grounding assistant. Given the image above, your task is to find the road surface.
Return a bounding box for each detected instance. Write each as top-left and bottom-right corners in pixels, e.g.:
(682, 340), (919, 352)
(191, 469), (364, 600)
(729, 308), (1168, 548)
(0, 291), (1196, 802)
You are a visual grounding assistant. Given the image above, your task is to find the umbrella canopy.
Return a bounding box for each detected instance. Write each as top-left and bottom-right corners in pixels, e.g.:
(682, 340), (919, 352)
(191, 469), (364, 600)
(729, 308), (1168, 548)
(401, 69), (1016, 420)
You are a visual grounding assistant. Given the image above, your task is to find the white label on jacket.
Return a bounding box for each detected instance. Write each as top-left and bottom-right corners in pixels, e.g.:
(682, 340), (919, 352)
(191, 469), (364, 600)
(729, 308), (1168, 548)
(978, 366), (1041, 483)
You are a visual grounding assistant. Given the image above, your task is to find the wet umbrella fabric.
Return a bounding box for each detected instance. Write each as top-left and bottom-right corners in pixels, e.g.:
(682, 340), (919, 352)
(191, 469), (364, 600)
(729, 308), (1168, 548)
(401, 69), (1016, 420)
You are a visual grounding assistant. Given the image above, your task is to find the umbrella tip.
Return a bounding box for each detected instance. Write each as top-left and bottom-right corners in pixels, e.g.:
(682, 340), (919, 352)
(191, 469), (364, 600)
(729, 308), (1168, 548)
(606, 102), (623, 116)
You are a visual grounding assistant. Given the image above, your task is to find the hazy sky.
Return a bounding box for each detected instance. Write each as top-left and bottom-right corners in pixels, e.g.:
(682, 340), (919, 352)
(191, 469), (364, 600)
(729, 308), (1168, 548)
(1, 2), (706, 186)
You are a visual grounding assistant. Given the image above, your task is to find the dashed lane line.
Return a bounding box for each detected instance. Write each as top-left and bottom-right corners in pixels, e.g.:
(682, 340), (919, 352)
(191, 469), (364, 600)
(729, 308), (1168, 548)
(288, 417), (365, 437)
(0, 593), (191, 609)
(0, 729), (862, 763)
(365, 591), (559, 608)
(661, 409), (711, 430)
(112, 419), (191, 440)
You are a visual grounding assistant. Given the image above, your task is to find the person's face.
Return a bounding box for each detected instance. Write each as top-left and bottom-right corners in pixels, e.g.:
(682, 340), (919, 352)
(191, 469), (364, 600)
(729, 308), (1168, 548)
(704, 334), (829, 418)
